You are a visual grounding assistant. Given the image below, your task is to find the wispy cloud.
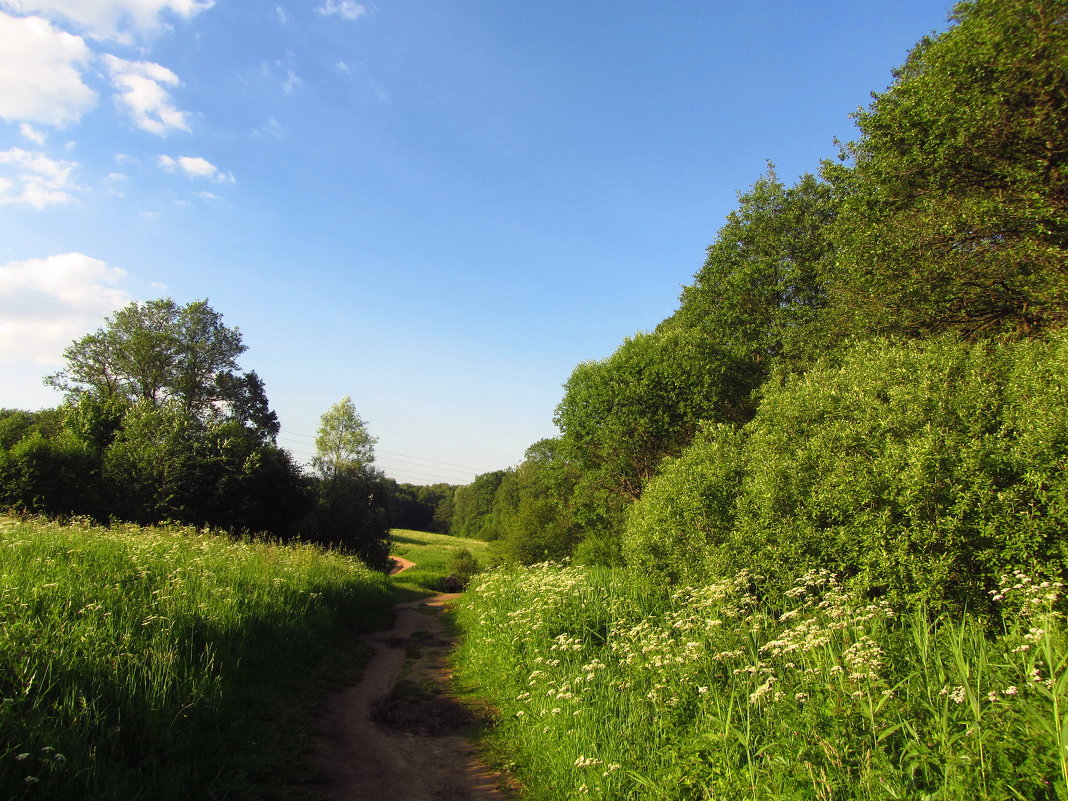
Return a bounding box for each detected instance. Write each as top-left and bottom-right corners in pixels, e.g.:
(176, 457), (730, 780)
(0, 11), (96, 127)
(273, 5), (287, 25)
(19, 124), (46, 145)
(158, 154), (234, 183)
(0, 148), (81, 208)
(103, 54), (191, 135)
(316, 0), (367, 21)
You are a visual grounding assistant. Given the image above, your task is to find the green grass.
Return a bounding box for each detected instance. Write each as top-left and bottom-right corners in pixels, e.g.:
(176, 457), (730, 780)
(388, 528), (492, 598)
(0, 514), (393, 801)
(454, 563), (1068, 801)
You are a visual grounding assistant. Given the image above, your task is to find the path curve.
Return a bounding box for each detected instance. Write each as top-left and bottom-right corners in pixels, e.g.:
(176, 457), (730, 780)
(312, 592), (511, 801)
(389, 556), (416, 575)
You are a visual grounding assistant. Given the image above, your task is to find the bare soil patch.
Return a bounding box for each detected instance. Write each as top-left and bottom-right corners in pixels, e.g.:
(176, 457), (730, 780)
(311, 593), (512, 801)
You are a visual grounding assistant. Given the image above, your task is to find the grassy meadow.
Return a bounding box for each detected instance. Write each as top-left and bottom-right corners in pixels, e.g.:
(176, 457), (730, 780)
(0, 514), (393, 801)
(389, 528), (491, 597)
(454, 562), (1068, 801)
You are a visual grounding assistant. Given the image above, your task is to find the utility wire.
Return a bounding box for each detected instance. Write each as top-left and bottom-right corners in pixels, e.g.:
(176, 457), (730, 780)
(278, 429), (486, 472)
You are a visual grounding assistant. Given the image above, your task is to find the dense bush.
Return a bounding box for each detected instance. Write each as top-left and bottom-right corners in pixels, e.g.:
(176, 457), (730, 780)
(625, 333), (1068, 609)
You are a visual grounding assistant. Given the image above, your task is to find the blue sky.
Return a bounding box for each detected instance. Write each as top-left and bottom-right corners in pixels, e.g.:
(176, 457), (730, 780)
(0, 0), (953, 485)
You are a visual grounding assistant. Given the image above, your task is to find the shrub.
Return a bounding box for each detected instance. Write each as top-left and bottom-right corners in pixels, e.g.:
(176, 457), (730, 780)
(626, 333), (1068, 610)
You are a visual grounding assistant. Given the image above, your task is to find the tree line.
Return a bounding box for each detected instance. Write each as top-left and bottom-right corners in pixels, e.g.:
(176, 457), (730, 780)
(0, 299), (452, 569)
(438, 0), (1068, 611)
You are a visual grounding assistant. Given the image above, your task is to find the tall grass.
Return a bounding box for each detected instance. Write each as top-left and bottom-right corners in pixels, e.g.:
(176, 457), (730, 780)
(454, 563), (1068, 800)
(0, 514), (393, 800)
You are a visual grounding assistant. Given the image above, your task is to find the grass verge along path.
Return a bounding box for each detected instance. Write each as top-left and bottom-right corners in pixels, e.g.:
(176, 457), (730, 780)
(0, 514), (392, 801)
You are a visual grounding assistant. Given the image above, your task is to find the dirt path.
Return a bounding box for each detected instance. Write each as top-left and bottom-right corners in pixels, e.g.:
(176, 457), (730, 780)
(312, 592), (512, 801)
(389, 556), (416, 575)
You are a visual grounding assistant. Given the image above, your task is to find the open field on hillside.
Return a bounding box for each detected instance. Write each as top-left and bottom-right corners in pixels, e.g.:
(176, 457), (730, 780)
(0, 515), (393, 801)
(389, 529), (492, 597)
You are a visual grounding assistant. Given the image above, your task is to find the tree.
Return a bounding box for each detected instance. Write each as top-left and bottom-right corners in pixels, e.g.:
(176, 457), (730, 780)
(551, 328), (749, 562)
(305, 398), (390, 569)
(555, 328), (747, 501)
(45, 299), (266, 427)
(312, 396), (377, 483)
(450, 470), (507, 540)
(829, 0), (1068, 338)
(665, 168), (837, 369)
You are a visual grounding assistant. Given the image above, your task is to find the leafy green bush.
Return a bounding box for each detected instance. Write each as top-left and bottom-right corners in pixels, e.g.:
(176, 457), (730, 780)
(622, 423), (746, 587)
(445, 547), (481, 589)
(626, 333), (1068, 609)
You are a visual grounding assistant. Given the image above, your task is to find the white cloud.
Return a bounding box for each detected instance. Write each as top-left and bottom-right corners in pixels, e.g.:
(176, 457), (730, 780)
(158, 154), (234, 183)
(0, 11), (96, 126)
(0, 252), (130, 366)
(273, 5), (287, 25)
(0, 0), (213, 43)
(281, 66), (301, 94)
(0, 147), (81, 208)
(103, 54), (191, 135)
(316, 0), (366, 21)
(19, 123), (46, 145)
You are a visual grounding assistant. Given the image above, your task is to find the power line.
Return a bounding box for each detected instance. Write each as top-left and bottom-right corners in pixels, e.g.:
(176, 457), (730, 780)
(278, 429), (487, 472)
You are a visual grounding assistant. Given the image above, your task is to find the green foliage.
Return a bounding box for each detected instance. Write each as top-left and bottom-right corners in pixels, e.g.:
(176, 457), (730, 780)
(312, 396), (376, 480)
(622, 423), (747, 587)
(304, 398), (390, 568)
(0, 431), (98, 516)
(445, 547), (481, 589)
(830, 0), (1068, 338)
(555, 329), (748, 501)
(0, 514), (392, 801)
(492, 441), (582, 564)
(455, 563), (1068, 801)
(666, 168), (837, 369)
(627, 333), (1068, 610)
(550, 328), (749, 561)
(449, 470), (508, 540)
(384, 481), (453, 532)
(46, 299), (251, 418)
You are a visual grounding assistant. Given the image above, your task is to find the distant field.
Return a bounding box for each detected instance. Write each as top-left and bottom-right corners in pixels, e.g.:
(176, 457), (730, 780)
(389, 529), (493, 596)
(0, 515), (392, 801)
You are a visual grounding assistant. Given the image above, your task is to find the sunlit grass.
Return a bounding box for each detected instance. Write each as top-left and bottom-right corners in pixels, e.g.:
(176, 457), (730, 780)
(389, 528), (492, 597)
(455, 563), (1068, 800)
(0, 514), (393, 801)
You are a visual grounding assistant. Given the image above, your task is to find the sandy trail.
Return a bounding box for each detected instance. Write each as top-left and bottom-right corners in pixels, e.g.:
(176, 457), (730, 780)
(388, 556), (416, 575)
(312, 591), (511, 801)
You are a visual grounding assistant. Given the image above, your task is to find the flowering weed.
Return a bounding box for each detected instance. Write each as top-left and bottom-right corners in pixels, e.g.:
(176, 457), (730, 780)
(455, 563), (1068, 800)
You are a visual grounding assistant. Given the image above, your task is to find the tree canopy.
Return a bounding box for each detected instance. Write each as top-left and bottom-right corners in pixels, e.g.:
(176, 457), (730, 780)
(313, 396), (377, 482)
(665, 168), (836, 368)
(830, 0), (1068, 338)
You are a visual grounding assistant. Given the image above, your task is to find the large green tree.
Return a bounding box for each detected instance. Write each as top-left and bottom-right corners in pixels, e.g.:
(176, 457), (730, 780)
(555, 327), (747, 501)
(306, 397), (389, 569)
(665, 168), (837, 368)
(46, 299), (277, 437)
(830, 0), (1068, 338)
